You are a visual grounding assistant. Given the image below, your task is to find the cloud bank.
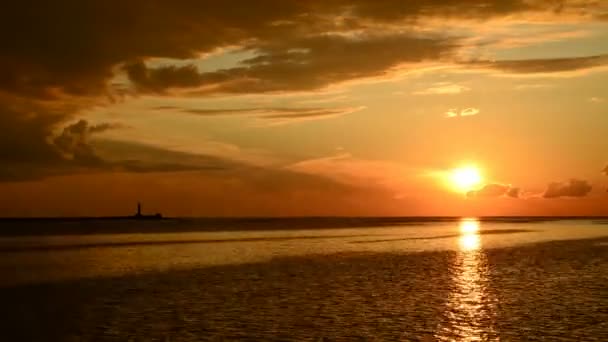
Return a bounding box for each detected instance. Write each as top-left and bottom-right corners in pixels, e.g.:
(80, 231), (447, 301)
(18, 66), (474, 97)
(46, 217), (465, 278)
(0, 0), (606, 182)
(470, 54), (608, 76)
(543, 179), (592, 198)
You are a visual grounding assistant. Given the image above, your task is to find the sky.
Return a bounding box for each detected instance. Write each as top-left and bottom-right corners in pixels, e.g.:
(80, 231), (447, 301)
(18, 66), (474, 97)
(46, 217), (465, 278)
(0, 0), (607, 217)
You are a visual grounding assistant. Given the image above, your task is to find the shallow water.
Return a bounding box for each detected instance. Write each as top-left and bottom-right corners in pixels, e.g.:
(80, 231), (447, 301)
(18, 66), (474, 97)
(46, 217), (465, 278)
(1, 218), (607, 340)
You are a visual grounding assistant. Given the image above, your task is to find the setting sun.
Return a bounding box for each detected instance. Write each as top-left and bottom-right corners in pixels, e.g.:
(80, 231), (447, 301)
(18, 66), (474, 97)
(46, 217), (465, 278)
(449, 166), (483, 192)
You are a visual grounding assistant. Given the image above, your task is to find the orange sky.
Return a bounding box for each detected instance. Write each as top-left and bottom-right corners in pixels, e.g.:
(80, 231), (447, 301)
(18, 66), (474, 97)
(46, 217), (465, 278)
(0, 1), (607, 216)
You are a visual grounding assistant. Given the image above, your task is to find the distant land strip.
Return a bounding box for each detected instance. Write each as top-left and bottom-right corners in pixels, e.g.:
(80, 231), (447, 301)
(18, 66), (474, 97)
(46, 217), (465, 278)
(0, 216), (607, 237)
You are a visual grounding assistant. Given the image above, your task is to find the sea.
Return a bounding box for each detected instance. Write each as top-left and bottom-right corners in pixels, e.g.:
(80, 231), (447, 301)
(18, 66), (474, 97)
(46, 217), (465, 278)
(0, 217), (607, 341)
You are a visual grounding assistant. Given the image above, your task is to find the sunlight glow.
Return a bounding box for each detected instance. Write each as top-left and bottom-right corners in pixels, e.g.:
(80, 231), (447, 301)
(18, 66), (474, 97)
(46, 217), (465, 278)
(449, 165), (483, 192)
(460, 234), (480, 251)
(460, 218), (480, 235)
(459, 218), (481, 251)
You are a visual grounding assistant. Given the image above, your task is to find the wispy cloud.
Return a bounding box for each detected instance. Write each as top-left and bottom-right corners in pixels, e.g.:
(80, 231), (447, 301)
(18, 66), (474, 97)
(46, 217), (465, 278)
(445, 107), (480, 118)
(514, 83), (554, 90)
(466, 54), (608, 77)
(465, 28), (593, 51)
(260, 106), (366, 126)
(155, 105), (365, 124)
(287, 153), (414, 193)
(589, 97), (605, 103)
(413, 82), (470, 95)
(467, 183), (520, 198)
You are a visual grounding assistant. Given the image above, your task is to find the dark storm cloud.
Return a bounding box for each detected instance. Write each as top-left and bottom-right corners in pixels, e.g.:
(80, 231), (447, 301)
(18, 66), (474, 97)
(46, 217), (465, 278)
(467, 183), (520, 198)
(543, 179), (592, 198)
(52, 120), (124, 165)
(0, 1), (308, 173)
(0, 0), (602, 99)
(0, 98), (64, 164)
(125, 62), (205, 94)
(127, 34), (458, 94)
(0, 116), (225, 181)
(0, 1), (314, 98)
(131, 52), (608, 94)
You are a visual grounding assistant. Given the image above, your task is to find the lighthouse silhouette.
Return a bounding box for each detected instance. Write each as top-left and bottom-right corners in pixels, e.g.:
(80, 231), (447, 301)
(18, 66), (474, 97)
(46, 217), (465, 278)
(133, 202), (163, 219)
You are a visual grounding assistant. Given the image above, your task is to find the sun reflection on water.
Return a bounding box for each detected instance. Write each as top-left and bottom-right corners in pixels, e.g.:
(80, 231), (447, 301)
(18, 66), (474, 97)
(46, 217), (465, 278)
(460, 219), (480, 235)
(436, 218), (497, 341)
(459, 219), (480, 251)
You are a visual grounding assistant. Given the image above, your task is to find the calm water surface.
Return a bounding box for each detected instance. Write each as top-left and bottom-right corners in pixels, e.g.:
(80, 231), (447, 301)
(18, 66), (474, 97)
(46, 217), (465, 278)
(0, 218), (607, 340)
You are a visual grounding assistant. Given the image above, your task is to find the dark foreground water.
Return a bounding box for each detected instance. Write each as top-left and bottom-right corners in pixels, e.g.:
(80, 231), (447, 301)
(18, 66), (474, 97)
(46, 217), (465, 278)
(1, 218), (607, 340)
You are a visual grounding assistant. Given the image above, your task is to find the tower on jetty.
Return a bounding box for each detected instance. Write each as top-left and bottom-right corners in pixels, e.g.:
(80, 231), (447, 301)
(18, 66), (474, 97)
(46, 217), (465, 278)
(133, 202), (162, 220)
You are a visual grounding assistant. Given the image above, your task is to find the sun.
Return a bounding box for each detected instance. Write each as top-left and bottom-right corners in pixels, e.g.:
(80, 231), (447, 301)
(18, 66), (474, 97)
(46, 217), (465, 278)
(449, 165), (483, 192)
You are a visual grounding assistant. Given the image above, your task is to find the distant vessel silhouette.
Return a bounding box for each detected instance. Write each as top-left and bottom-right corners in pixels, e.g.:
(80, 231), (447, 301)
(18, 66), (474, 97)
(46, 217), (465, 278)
(133, 202), (163, 220)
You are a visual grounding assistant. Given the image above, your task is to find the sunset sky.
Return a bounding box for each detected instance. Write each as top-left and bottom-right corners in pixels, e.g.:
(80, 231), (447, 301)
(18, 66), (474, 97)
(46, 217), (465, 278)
(1, 1), (607, 217)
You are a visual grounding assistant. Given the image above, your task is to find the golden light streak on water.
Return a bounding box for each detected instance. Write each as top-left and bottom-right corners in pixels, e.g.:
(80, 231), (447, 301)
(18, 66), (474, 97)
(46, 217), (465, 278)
(435, 218), (497, 341)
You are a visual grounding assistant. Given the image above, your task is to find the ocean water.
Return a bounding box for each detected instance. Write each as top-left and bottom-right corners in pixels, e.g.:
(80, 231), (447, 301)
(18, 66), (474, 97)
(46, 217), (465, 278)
(0, 218), (607, 340)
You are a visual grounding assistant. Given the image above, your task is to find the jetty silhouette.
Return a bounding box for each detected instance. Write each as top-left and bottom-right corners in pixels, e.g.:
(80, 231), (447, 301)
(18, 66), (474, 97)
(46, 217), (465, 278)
(132, 202), (163, 220)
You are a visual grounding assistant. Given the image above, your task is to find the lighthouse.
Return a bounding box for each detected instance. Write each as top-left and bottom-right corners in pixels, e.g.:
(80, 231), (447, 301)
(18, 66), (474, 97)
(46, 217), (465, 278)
(132, 202), (163, 220)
